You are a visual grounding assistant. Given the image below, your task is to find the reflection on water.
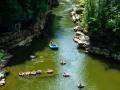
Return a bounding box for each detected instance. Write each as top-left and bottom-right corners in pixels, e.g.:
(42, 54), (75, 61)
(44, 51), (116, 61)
(1, 0), (120, 90)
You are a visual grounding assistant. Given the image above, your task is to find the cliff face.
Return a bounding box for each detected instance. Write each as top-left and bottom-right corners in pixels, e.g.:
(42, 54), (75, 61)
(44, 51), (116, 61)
(0, 0), (59, 49)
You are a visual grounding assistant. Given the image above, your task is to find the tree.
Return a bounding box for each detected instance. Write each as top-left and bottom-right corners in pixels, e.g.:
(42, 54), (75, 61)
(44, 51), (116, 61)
(0, 0), (22, 24)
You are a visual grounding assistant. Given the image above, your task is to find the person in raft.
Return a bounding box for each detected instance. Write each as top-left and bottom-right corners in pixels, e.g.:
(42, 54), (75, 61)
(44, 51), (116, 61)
(78, 82), (84, 88)
(47, 69), (53, 74)
(63, 72), (69, 77)
(50, 40), (56, 46)
(60, 61), (66, 65)
(19, 72), (25, 76)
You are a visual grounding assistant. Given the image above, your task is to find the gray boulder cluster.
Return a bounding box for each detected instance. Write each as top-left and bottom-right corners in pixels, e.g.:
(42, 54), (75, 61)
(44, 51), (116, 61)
(0, 71), (5, 86)
(73, 26), (89, 49)
(0, 53), (12, 86)
(70, 5), (80, 24)
(87, 47), (120, 60)
(70, 5), (89, 49)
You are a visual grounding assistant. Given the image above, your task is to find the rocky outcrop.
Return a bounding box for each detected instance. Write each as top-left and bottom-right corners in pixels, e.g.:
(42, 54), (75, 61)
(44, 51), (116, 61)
(71, 5), (89, 49)
(111, 54), (120, 60)
(0, 69), (8, 86)
(73, 26), (82, 32)
(0, 73), (5, 86)
(70, 5), (81, 24)
(0, 52), (12, 86)
(73, 26), (89, 49)
(0, 27), (39, 49)
(87, 47), (110, 56)
(73, 26), (120, 60)
(0, 54), (13, 68)
(87, 46), (120, 61)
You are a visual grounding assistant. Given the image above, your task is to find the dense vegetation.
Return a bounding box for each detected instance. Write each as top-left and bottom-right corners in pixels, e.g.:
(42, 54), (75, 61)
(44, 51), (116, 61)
(0, 52), (4, 61)
(81, 0), (120, 53)
(0, 0), (48, 32)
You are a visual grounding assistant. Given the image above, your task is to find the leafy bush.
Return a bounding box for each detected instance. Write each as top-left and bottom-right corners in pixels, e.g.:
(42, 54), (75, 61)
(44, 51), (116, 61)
(0, 52), (4, 61)
(82, 0), (120, 52)
(0, 0), (22, 23)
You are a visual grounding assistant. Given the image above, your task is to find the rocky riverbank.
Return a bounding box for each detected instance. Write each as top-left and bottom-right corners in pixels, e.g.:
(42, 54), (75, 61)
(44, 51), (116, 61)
(71, 4), (89, 49)
(0, 51), (13, 86)
(71, 4), (120, 61)
(73, 25), (89, 49)
(0, 11), (52, 49)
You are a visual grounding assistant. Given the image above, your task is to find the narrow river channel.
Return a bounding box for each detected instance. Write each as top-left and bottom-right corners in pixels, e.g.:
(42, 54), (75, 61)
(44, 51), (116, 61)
(1, 0), (120, 90)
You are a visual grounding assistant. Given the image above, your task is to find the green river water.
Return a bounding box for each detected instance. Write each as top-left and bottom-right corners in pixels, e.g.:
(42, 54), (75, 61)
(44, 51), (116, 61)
(1, 0), (120, 90)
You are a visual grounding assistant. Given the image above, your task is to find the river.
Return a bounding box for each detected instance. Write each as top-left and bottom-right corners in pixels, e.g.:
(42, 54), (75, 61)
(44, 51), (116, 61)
(1, 0), (120, 90)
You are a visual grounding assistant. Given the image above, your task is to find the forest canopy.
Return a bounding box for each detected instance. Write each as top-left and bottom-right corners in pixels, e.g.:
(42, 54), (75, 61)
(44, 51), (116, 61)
(83, 0), (120, 37)
(0, 0), (48, 32)
(81, 0), (120, 52)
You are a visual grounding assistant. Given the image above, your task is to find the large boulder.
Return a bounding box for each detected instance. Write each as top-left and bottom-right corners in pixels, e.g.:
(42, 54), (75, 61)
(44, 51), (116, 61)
(74, 31), (89, 48)
(73, 26), (83, 32)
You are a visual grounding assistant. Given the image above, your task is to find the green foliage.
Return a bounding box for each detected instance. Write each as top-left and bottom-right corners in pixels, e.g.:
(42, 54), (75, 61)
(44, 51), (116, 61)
(31, 0), (48, 13)
(39, 0), (48, 12)
(0, 0), (22, 23)
(0, 0), (49, 26)
(19, 0), (33, 16)
(0, 52), (4, 61)
(82, 0), (120, 52)
(110, 41), (120, 53)
(106, 19), (115, 30)
(83, 0), (120, 34)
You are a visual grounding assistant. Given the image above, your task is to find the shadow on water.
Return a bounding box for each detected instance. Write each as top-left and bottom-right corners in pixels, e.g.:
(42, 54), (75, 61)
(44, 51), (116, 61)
(86, 53), (120, 71)
(77, 47), (120, 71)
(7, 14), (63, 67)
(42, 13), (63, 39)
(7, 38), (49, 66)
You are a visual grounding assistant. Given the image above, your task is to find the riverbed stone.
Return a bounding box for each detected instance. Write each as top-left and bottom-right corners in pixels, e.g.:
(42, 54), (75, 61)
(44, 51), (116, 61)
(101, 49), (110, 57)
(73, 30), (89, 49)
(73, 26), (83, 32)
